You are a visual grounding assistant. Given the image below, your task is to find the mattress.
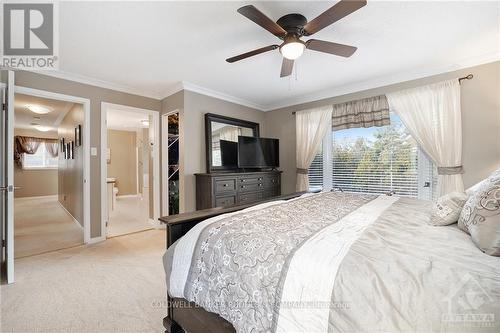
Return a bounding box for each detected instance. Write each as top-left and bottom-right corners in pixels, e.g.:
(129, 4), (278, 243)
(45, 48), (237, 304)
(163, 191), (500, 333)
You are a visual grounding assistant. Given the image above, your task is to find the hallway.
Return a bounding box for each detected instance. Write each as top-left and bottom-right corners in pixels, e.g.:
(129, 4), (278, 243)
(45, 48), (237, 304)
(14, 196), (83, 258)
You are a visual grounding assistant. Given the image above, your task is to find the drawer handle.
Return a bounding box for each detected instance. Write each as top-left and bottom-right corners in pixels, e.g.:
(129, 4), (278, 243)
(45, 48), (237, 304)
(241, 179), (246, 182)
(259, 183), (263, 187)
(223, 184), (228, 187)
(258, 177), (263, 181)
(241, 185), (245, 188)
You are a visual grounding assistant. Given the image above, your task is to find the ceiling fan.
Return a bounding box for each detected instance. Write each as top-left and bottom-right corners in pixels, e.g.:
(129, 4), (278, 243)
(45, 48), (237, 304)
(226, 0), (367, 77)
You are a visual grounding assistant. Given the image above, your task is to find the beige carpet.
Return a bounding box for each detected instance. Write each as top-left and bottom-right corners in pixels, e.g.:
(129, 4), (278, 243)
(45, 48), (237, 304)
(1, 229), (168, 333)
(14, 196), (84, 258)
(108, 194), (153, 237)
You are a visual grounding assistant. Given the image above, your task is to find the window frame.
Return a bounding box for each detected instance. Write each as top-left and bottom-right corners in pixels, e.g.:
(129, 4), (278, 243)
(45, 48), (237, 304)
(310, 114), (436, 200)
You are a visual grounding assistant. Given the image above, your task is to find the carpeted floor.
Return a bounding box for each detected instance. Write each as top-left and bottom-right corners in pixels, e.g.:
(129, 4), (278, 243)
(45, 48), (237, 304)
(108, 194), (153, 237)
(1, 229), (168, 333)
(14, 196), (84, 258)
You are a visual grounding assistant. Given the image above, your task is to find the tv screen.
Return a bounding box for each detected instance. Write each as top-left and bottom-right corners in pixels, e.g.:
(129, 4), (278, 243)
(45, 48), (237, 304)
(238, 136), (279, 168)
(220, 140), (238, 167)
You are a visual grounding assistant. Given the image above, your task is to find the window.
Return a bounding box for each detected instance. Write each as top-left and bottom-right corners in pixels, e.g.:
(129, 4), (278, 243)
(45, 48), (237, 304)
(309, 113), (436, 200)
(23, 143), (58, 169)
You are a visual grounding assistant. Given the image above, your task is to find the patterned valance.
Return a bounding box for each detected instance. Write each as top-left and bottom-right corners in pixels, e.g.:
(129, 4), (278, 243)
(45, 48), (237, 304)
(332, 95), (390, 131)
(14, 136), (58, 166)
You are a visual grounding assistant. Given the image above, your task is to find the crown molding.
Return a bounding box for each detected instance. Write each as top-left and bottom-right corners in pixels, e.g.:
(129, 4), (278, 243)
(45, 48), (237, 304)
(179, 81), (266, 111)
(53, 102), (74, 127)
(23, 51), (500, 113)
(159, 82), (184, 100)
(262, 52), (500, 111)
(29, 70), (163, 100)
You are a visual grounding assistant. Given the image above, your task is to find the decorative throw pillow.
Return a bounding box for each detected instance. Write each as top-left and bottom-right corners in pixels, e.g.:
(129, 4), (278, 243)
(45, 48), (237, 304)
(458, 171), (500, 256)
(430, 192), (469, 226)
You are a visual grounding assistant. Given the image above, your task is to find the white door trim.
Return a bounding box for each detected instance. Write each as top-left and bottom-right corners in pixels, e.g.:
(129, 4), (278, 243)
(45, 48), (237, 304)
(100, 102), (160, 238)
(14, 86), (92, 244)
(4, 71), (15, 283)
(161, 110), (179, 216)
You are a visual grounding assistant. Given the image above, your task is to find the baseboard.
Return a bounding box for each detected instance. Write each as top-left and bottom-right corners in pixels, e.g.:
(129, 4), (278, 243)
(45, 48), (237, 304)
(87, 236), (106, 244)
(57, 201), (83, 229)
(149, 218), (166, 229)
(15, 194), (58, 201)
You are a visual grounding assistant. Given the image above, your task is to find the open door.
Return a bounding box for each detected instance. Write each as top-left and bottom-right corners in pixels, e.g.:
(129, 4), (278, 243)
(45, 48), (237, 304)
(1, 70), (15, 283)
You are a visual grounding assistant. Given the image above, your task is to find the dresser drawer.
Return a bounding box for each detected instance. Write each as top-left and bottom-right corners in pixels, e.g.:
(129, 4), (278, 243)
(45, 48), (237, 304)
(239, 192), (263, 205)
(215, 195), (236, 208)
(239, 182), (264, 193)
(214, 178), (237, 194)
(264, 175), (280, 188)
(239, 175), (264, 184)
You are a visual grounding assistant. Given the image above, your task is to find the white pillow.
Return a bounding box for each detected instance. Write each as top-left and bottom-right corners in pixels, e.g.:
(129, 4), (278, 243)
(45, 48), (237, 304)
(466, 168), (500, 195)
(466, 181), (484, 195)
(430, 191), (469, 226)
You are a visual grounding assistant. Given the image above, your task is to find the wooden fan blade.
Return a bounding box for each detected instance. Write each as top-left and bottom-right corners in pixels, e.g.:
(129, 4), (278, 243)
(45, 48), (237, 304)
(226, 45), (279, 63)
(280, 58), (294, 77)
(303, 0), (367, 36)
(237, 5), (287, 38)
(306, 39), (357, 57)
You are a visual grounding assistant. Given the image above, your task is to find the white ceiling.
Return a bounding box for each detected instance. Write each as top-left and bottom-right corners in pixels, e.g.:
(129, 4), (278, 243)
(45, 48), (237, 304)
(107, 107), (150, 131)
(50, 1), (500, 110)
(14, 93), (73, 132)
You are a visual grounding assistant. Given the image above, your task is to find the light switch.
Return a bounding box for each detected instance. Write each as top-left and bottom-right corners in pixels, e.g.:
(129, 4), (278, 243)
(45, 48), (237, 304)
(91, 147), (97, 156)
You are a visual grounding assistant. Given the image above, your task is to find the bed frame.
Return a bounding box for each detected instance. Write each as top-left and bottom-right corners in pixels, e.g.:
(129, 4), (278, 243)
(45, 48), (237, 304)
(159, 192), (307, 333)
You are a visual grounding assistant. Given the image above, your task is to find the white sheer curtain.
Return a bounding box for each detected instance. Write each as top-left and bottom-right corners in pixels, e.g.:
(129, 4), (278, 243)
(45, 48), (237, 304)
(387, 79), (463, 196)
(295, 106), (333, 191)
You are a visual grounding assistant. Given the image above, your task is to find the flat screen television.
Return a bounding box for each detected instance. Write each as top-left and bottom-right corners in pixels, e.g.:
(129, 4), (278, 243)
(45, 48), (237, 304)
(238, 136), (279, 168)
(219, 140), (238, 167)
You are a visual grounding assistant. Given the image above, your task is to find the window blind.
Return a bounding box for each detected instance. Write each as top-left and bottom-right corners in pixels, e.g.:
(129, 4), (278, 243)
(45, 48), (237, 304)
(308, 113), (436, 200)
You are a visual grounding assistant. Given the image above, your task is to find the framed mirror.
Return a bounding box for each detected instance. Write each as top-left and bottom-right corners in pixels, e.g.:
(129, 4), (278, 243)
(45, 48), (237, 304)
(205, 113), (260, 172)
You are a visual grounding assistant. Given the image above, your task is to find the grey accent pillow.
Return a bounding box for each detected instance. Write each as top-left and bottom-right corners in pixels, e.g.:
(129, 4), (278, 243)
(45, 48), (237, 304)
(430, 192), (469, 226)
(458, 172), (500, 256)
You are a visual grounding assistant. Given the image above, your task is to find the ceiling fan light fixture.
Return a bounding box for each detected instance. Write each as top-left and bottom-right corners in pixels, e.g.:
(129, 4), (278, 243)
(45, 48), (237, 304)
(280, 40), (305, 60)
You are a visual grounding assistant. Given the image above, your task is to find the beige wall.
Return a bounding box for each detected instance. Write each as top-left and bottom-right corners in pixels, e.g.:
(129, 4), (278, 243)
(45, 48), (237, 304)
(264, 61), (500, 195)
(15, 71), (161, 238)
(161, 90), (266, 213)
(107, 129), (137, 196)
(13, 128), (58, 198)
(58, 104), (84, 226)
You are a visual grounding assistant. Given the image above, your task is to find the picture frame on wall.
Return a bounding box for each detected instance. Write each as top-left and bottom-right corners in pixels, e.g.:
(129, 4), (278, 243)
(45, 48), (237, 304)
(75, 125), (81, 147)
(60, 138), (65, 153)
(71, 141), (75, 159)
(66, 142), (71, 159)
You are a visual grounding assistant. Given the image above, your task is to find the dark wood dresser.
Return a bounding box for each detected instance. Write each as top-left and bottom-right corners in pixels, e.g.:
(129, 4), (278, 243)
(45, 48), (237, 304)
(195, 171), (282, 210)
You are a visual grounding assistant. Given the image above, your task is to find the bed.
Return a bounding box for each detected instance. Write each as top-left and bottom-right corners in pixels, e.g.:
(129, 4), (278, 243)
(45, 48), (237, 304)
(161, 191), (500, 333)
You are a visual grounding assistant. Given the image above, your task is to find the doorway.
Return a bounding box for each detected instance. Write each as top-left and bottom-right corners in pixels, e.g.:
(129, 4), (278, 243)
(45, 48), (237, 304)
(161, 111), (180, 216)
(13, 92), (86, 258)
(0, 81), (91, 282)
(101, 103), (160, 237)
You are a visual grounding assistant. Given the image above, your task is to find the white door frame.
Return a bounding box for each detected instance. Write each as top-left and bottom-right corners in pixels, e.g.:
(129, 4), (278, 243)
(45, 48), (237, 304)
(100, 102), (160, 237)
(2, 71), (14, 283)
(161, 110), (179, 216)
(14, 86), (92, 244)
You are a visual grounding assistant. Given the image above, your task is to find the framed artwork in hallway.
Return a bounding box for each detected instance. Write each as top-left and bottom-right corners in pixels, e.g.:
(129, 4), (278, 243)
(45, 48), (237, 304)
(75, 125), (81, 147)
